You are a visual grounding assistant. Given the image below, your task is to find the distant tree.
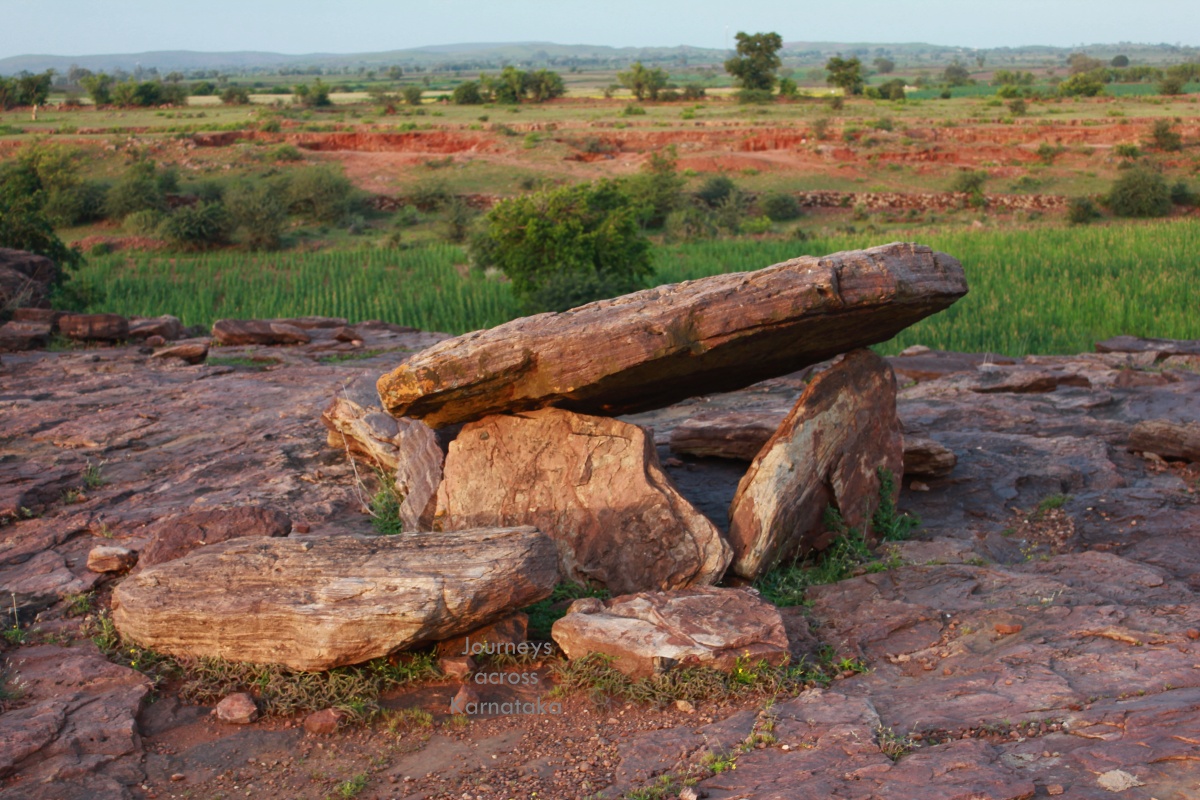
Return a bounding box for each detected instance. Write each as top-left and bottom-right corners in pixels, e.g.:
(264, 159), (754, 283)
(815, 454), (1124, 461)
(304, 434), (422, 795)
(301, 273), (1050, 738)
(0, 78), (17, 110)
(164, 71), (184, 84)
(402, 85), (424, 106)
(451, 80), (484, 105)
(485, 66), (529, 104)
(618, 61), (668, 101)
(526, 69), (566, 102)
(942, 61), (972, 86)
(1058, 72), (1105, 97)
(387, 66), (404, 81)
(872, 57), (896, 75)
(1111, 55), (1130, 68)
(724, 31), (783, 92)
(877, 78), (906, 100)
(16, 71), (54, 106)
(294, 78), (331, 107)
(1068, 53), (1104, 75)
(80, 73), (114, 105)
(190, 80), (217, 96)
(220, 86), (251, 105)
(825, 56), (864, 95)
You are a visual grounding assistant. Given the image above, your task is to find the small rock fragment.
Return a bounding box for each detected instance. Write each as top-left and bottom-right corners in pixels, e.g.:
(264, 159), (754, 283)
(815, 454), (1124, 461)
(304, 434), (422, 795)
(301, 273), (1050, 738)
(215, 693), (259, 725)
(994, 623), (1023, 636)
(87, 545), (138, 573)
(439, 655), (476, 680)
(1096, 770), (1144, 792)
(450, 684), (480, 715)
(304, 708), (347, 735)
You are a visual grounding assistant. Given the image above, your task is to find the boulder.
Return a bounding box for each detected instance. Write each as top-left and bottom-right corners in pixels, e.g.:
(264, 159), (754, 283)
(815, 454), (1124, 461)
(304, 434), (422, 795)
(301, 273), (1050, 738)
(378, 243), (968, 427)
(434, 408), (731, 594)
(321, 374), (443, 532)
(551, 588), (789, 679)
(59, 313), (129, 342)
(211, 319), (311, 346)
(0, 248), (57, 310)
(11, 308), (64, 327)
(152, 342), (208, 364)
(1128, 419), (1200, 462)
(128, 315), (183, 341)
(0, 320), (51, 351)
(87, 546), (138, 573)
(727, 349), (904, 580)
(134, 506), (292, 571)
(303, 708), (346, 734)
(111, 526), (559, 671)
(436, 612), (529, 657)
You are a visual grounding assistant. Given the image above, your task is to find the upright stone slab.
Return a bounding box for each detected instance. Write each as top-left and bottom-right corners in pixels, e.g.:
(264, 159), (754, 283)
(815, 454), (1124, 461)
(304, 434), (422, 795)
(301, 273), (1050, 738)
(378, 243), (968, 427)
(434, 408), (731, 594)
(728, 349), (903, 580)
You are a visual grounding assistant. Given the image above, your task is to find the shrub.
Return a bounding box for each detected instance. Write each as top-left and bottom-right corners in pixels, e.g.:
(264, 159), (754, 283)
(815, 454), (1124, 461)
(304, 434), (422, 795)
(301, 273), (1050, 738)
(474, 180), (653, 312)
(877, 79), (906, 101)
(285, 166), (355, 223)
(621, 103), (646, 116)
(1159, 76), (1185, 96)
(1008, 98), (1027, 115)
(408, 178), (450, 211)
(1170, 180), (1196, 206)
(124, 208), (166, 236)
(735, 88), (774, 104)
(663, 206), (717, 242)
(1058, 72), (1105, 97)
(44, 180), (107, 226)
(622, 147), (685, 229)
(682, 84), (707, 101)
(1107, 167), (1172, 218)
(1147, 119), (1182, 152)
(0, 161), (83, 275)
(950, 170), (987, 195)
(294, 79), (331, 108)
(105, 161), (167, 219)
(221, 86), (251, 105)
(441, 197), (473, 243)
(225, 180), (288, 250)
(1067, 197), (1101, 224)
(696, 175), (737, 208)
(402, 85), (423, 106)
(761, 192), (801, 221)
(268, 144), (304, 162)
(1036, 143), (1065, 163)
(1113, 143), (1140, 159)
(810, 118), (831, 140)
(451, 81), (484, 105)
(157, 202), (232, 250)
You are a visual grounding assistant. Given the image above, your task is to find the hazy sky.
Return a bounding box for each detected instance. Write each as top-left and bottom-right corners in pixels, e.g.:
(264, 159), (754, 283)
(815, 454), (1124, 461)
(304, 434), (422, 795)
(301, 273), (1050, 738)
(1, 0), (1196, 57)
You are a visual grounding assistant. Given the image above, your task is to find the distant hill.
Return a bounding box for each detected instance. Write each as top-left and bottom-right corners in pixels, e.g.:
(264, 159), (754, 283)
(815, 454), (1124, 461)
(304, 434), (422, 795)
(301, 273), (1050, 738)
(2, 40), (1196, 76)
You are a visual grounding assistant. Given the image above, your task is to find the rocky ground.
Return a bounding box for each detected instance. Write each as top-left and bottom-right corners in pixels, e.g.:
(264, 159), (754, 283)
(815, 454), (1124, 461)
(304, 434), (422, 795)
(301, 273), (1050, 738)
(2, 323), (1199, 799)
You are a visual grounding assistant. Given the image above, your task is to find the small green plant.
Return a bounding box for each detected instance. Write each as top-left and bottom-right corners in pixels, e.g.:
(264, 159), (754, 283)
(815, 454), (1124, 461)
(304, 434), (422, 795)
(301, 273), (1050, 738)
(524, 582), (611, 639)
(335, 773), (369, 798)
(65, 591), (93, 618)
(871, 467), (919, 541)
(1146, 119), (1182, 152)
(876, 723), (917, 760)
(383, 707), (433, 738)
(82, 463), (104, 494)
(1033, 493), (1068, 518)
(368, 483), (404, 535)
(621, 103), (647, 117)
(1068, 197), (1102, 224)
(1036, 143), (1065, 164)
(761, 192), (802, 222)
(1113, 143), (1140, 159)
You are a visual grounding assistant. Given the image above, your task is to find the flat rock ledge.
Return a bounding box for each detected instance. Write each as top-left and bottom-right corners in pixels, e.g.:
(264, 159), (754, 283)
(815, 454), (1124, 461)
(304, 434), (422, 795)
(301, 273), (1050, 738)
(551, 587), (789, 679)
(112, 527), (558, 671)
(378, 243), (968, 427)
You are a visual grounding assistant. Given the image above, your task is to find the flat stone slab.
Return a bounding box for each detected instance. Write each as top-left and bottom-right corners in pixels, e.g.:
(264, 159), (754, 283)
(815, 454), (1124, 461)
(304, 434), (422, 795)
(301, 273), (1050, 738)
(551, 587), (789, 679)
(112, 527), (558, 671)
(378, 243), (967, 427)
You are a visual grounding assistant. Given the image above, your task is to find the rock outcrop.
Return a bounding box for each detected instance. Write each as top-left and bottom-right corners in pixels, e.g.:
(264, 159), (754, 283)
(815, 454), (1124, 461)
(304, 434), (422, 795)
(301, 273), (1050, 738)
(112, 527), (559, 671)
(0, 248), (58, 310)
(211, 319), (311, 346)
(728, 349), (903, 579)
(378, 243), (967, 427)
(551, 588), (789, 678)
(1128, 419), (1200, 462)
(59, 313), (129, 342)
(433, 408), (731, 594)
(134, 506), (292, 571)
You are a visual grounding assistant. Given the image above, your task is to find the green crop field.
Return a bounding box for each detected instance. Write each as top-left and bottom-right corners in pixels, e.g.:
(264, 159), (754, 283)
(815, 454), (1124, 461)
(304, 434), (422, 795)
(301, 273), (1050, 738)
(71, 219), (1200, 357)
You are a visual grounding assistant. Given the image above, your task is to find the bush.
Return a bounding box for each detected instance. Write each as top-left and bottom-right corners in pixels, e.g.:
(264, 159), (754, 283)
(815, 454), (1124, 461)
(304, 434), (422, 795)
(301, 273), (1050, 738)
(124, 208), (166, 236)
(621, 103), (646, 116)
(696, 175), (737, 208)
(1159, 76), (1185, 96)
(268, 144), (304, 162)
(44, 180), (107, 226)
(1170, 180), (1196, 206)
(402, 85), (423, 106)
(451, 81), (484, 105)
(1008, 98), (1027, 116)
(157, 202), (232, 250)
(735, 88), (774, 104)
(663, 206), (717, 242)
(1036, 143), (1065, 163)
(877, 79), (906, 101)
(441, 197), (474, 243)
(1147, 119), (1182, 152)
(105, 161), (167, 219)
(682, 84), (707, 101)
(622, 147), (685, 229)
(473, 180), (653, 312)
(761, 192), (801, 221)
(285, 165), (355, 223)
(1058, 72), (1105, 97)
(408, 178), (450, 211)
(1113, 143), (1140, 159)
(1107, 167), (1172, 218)
(950, 170), (987, 195)
(225, 180), (287, 250)
(0, 162), (83, 276)
(221, 86), (251, 105)
(1067, 197), (1101, 224)
(294, 79), (331, 108)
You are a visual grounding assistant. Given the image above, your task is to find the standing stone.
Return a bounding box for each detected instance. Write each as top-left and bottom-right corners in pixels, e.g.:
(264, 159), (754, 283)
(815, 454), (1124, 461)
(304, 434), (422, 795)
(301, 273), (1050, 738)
(378, 243), (968, 427)
(434, 408), (731, 594)
(728, 349), (903, 580)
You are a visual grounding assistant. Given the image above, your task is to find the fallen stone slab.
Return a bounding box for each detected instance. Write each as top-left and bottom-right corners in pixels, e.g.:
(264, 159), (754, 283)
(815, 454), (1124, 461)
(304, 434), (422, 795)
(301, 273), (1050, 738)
(434, 408), (731, 594)
(59, 313), (129, 342)
(1096, 335), (1200, 359)
(211, 319), (311, 346)
(668, 410), (956, 479)
(112, 526), (559, 671)
(728, 349), (903, 580)
(1128, 419), (1200, 462)
(128, 315), (183, 341)
(321, 374), (443, 532)
(152, 341), (208, 364)
(550, 587), (789, 679)
(87, 545), (138, 573)
(0, 320), (52, 351)
(378, 243), (968, 427)
(134, 506), (292, 571)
